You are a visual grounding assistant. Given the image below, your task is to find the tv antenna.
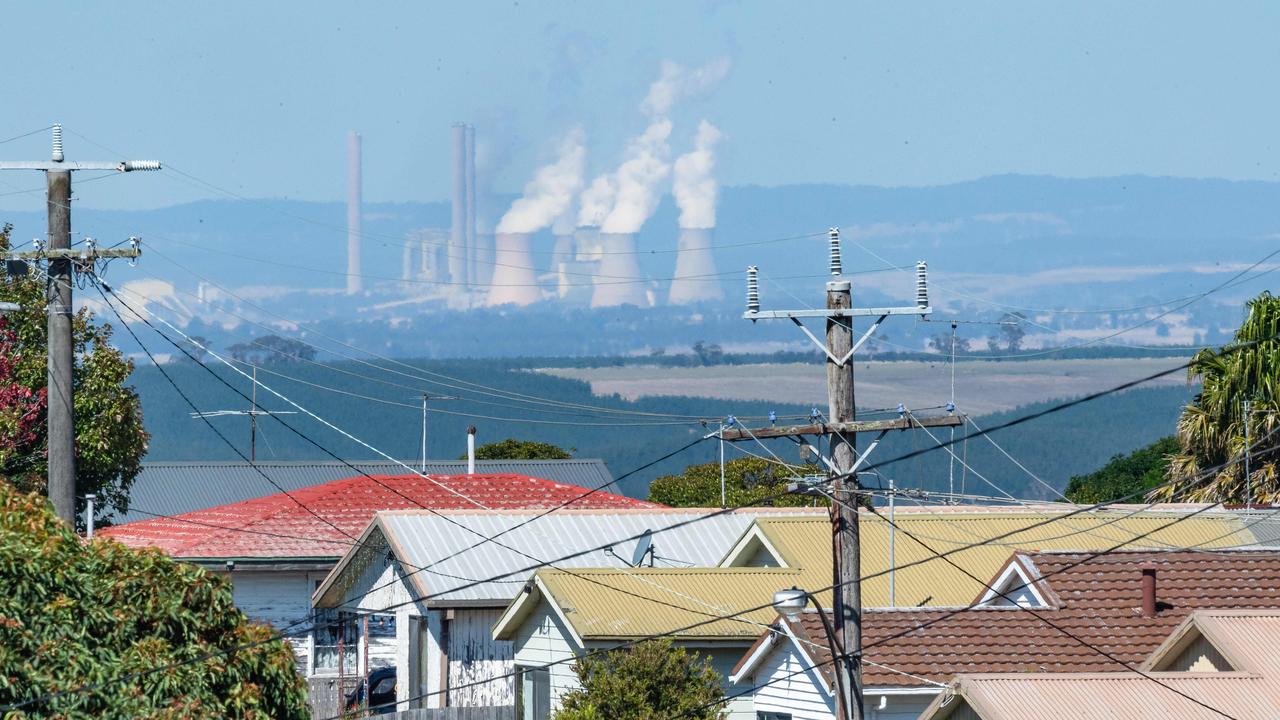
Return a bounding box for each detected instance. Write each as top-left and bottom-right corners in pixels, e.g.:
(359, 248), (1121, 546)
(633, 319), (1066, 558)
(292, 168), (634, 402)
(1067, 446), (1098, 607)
(190, 366), (296, 463)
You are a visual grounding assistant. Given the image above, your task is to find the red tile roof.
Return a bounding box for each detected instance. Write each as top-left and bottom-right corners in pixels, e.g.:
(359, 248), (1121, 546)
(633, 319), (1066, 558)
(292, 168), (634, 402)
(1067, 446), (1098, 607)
(99, 473), (661, 559)
(779, 549), (1280, 688)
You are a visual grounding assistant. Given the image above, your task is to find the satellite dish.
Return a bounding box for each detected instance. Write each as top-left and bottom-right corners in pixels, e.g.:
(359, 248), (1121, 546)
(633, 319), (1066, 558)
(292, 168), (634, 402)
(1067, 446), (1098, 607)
(631, 530), (654, 568)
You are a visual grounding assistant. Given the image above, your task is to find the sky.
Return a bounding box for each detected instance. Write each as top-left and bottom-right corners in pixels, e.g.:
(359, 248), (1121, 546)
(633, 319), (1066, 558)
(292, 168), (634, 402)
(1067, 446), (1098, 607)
(2, 1), (1279, 211)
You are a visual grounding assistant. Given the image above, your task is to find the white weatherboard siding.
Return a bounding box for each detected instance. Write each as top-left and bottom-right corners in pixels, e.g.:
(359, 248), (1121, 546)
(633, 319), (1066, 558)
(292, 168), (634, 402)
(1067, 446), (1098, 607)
(510, 605), (581, 711)
(447, 608), (514, 706)
(221, 569), (330, 671)
(751, 641), (835, 719)
(702, 647), (762, 720)
(748, 641), (936, 720)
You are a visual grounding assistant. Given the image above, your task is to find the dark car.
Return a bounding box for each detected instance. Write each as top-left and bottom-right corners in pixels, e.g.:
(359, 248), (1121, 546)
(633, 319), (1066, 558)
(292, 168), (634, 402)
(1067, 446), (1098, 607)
(344, 667), (397, 715)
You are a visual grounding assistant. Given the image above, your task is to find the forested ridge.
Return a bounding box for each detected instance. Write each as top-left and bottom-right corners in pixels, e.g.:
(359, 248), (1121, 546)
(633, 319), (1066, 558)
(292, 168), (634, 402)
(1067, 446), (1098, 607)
(130, 356), (1194, 500)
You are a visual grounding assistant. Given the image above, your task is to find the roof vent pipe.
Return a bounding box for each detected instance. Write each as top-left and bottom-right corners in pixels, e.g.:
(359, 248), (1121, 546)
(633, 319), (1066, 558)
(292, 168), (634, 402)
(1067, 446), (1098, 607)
(1141, 567), (1157, 617)
(467, 425), (477, 475)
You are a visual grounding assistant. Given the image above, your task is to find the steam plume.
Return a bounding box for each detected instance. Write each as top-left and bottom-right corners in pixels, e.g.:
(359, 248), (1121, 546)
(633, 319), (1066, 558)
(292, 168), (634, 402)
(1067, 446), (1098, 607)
(673, 120), (721, 229)
(600, 119), (672, 234)
(577, 174), (617, 227)
(642, 57), (732, 117)
(496, 128), (586, 234)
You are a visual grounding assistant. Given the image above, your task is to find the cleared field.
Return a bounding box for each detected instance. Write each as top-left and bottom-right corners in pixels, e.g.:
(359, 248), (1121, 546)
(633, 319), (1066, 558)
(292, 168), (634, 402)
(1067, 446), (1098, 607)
(535, 357), (1192, 415)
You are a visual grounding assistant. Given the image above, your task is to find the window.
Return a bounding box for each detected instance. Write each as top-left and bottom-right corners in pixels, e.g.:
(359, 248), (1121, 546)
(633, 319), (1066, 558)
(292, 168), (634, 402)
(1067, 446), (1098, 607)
(758, 713), (792, 720)
(312, 609), (358, 675)
(517, 665), (550, 720)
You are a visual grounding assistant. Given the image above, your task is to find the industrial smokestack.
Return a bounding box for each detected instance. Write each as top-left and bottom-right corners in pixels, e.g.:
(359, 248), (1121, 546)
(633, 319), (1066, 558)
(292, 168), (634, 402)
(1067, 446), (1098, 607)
(466, 124), (477, 287)
(486, 232), (542, 306)
(346, 131), (363, 295)
(591, 233), (648, 308)
(668, 228), (722, 304)
(449, 123), (468, 286)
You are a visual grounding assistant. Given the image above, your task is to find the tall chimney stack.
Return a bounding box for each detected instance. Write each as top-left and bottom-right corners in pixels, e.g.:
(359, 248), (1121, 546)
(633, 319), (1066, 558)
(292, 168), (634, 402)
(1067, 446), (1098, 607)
(449, 124), (468, 286)
(465, 125), (478, 287)
(346, 131), (363, 295)
(1141, 566), (1157, 618)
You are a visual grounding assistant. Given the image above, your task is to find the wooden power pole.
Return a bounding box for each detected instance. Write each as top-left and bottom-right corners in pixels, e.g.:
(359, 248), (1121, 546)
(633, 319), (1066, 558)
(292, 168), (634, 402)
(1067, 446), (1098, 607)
(726, 229), (962, 720)
(0, 124), (158, 524)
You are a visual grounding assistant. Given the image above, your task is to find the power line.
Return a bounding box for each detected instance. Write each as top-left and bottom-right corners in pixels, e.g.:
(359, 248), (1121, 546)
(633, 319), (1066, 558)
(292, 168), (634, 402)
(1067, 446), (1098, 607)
(10, 336), (1275, 712)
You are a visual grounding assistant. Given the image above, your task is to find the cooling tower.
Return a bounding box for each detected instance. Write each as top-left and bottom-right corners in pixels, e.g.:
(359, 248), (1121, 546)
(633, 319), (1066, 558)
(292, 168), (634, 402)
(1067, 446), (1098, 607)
(486, 232), (542, 306)
(591, 233), (648, 308)
(449, 124), (468, 285)
(668, 228), (722, 305)
(574, 226), (603, 261)
(345, 131), (362, 295)
(475, 232), (494, 288)
(551, 232), (574, 271)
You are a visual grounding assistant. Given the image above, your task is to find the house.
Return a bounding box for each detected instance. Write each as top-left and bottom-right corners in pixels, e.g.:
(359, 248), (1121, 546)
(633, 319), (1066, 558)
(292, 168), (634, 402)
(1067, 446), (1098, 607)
(97, 471), (657, 682)
(494, 565), (828, 720)
(493, 507), (1256, 720)
(109, 459), (618, 523)
(312, 507), (828, 713)
(729, 549), (1280, 720)
(718, 506), (1257, 606)
(918, 608), (1280, 719)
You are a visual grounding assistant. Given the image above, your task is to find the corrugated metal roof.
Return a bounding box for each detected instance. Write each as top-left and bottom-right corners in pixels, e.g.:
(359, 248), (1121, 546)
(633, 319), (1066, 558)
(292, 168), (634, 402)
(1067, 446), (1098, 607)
(111, 459), (615, 523)
(536, 567), (805, 640)
(929, 673), (1280, 720)
(367, 508), (829, 606)
(739, 508), (1256, 607)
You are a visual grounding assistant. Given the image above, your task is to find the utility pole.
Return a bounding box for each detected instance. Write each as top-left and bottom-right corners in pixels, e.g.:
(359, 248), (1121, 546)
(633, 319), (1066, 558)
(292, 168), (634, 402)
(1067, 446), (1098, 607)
(727, 229), (963, 720)
(0, 125), (158, 525)
(1244, 398), (1252, 511)
(416, 393), (457, 471)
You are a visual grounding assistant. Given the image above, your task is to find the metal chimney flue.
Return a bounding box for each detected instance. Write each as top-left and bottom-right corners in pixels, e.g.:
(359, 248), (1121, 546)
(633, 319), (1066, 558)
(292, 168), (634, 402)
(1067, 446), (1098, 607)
(1141, 567), (1157, 617)
(466, 426), (477, 475)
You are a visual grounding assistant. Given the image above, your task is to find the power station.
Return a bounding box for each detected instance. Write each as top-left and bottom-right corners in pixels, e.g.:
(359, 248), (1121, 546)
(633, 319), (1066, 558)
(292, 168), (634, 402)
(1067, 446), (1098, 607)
(351, 121), (725, 309)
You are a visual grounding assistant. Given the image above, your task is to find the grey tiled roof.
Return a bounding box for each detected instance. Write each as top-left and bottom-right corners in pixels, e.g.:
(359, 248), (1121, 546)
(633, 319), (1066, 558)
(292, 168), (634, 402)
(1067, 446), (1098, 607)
(111, 459), (615, 524)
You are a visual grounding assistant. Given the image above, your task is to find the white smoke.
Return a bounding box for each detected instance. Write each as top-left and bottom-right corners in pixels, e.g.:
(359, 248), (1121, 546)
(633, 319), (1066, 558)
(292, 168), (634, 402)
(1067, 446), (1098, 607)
(577, 58), (730, 232)
(577, 174), (617, 227)
(600, 119), (673, 234)
(672, 120), (722, 229)
(496, 127), (586, 234)
(642, 57), (732, 118)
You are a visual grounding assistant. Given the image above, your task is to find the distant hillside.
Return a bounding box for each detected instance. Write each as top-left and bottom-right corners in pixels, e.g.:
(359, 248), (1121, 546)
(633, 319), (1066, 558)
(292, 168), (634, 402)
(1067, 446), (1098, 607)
(130, 355), (1194, 500)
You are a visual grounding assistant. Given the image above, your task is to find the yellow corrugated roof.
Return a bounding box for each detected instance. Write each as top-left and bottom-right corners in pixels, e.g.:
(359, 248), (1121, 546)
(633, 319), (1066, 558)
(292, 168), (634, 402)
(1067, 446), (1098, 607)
(739, 508), (1256, 608)
(533, 566), (824, 640)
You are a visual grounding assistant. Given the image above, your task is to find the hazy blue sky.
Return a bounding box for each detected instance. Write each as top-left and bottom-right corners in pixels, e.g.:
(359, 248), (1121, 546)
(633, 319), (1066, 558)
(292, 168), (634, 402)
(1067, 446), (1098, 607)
(2, 1), (1279, 210)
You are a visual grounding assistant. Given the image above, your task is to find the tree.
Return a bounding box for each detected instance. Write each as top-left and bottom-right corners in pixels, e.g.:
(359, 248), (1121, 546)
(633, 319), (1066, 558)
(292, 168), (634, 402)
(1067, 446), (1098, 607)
(998, 312), (1027, 353)
(648, 456), (826, 508)
(927, 332), (970, 354)
(0, 481), (308, 718)
(176, 335), (212, 364)
(465, 438), (573, 460)
(0, 224), (148, 521)
(1064, 436), (1177, 503)
(691, 341), (724, 366)
(227, 335), (315, 364)
(554, 639), (726, 720)
(1152, 291), (1280, 503)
